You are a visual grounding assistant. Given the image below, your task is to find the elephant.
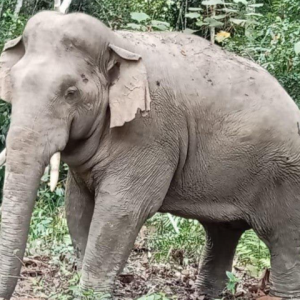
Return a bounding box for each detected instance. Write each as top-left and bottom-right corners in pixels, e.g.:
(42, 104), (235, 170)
(0, 10), (300, 300)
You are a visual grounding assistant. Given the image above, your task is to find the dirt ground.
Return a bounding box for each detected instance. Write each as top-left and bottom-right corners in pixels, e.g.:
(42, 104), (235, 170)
(12, 245), (271, 300)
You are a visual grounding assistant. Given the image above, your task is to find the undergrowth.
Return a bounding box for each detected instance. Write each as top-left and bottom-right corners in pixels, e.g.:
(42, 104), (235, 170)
(147, 214), (270, 277)
(23, 189), (270, 299)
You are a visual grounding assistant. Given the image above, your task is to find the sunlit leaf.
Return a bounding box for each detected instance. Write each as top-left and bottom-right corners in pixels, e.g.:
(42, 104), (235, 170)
(295, 41), (300, 55)
(188, 7), (203, 11)
(221, 8), (238, 13)
(215, 30), (230, 42)
(151, 20), (170, 31)
(245, 13), (263, 17)
(204, 17), (224, 27)
(202, 0), (225, 5)
(248, 3), (264, 7)
(185, 12), (201, 19)
(130, 12), (150, 23)
(230, 18), (247, 26)
(126, 23), (142, 30)
(183, 28), (197, 34)
(214, 14), (227, 19)
(233, 0), (247, 4)
(196, 20), (209, 27)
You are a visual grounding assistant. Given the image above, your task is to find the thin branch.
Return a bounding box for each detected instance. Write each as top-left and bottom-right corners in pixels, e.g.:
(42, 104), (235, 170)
(246, 0), (255, 37)
(176, 0), (184, 31)
(32, 0), (40, 15)
(210, 5), (216, 44)
(184, 0), (188, 30)
(14, 0), (24, 17)
(0, 0), (5, 20)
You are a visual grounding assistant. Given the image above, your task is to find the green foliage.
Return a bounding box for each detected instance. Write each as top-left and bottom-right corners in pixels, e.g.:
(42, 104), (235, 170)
(127, 11), (170, 31)
(147, 214), (270, 275)
(223, 0), (300, 104)
(27, 164), (70, 256)
(131, 12), (150, 22)
(185, 0), (264, 38)
(236, 230), (270, 277)
(226, 271), (240, 295)
(0, 101), (10, 199)
(0, 7), (27, 50)
(83, 0), (173, 30)
(147, 214), (205, 264)
(137, 293), (171, 300)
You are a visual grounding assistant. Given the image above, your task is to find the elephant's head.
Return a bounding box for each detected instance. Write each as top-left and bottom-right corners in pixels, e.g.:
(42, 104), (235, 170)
(0, 11), (150, 298)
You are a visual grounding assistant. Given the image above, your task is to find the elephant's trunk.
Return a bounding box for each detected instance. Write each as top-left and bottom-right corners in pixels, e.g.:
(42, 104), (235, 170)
(0, 126), (47, 299)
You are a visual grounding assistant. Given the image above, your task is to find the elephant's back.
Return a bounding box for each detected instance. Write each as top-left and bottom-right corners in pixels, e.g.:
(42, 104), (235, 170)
(115, 30), (300, 151)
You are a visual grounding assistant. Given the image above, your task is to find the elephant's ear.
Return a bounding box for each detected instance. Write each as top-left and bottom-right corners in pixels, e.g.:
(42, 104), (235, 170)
(0, 36), (25, 102)
(108, 44), (151, 128)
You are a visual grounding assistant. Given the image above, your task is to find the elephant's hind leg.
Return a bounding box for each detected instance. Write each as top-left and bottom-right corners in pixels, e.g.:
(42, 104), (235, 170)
(197, 223), (246, 299)
(251, 192), (300, 299)
(65, 170), (94, 268)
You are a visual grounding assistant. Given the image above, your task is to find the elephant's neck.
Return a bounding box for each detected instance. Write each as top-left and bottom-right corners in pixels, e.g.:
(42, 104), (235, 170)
(61, 110), (109, 171)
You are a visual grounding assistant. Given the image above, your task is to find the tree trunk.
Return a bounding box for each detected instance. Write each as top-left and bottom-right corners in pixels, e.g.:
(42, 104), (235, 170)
(0, 0), (5, 19)
(14, 0), (23, 17)
(54, 0), (73, 13)
(246, 0), (255, 38)
(210, 5), (216, 44)
(54, 0), (61, 11)
(60, 0), (73, 13)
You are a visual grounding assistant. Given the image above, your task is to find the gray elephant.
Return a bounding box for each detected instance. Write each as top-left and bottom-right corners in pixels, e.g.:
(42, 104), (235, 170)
(0, 10), (299, 300)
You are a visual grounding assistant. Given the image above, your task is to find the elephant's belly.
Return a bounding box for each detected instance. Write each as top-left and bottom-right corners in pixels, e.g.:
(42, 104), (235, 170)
(159, 193), (245, 223)
(159, 175), (255, 223)
(159, 147), (268, 223)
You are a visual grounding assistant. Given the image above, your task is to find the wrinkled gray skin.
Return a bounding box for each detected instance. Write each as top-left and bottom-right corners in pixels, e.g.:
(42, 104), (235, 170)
(0, 11), (300, 300)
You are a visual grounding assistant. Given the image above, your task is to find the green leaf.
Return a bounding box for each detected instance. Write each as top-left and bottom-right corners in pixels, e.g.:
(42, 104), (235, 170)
(130, 12), (150, 23)
(221, 8), (238, 13)
(126, 23), (142, 30)
(227, 282), (235, 290)
(248, 3), (264, 7)
(230, 18), (247, 26)
(204, 17), (224, 27)
(213, 14), (227, 20)
(233, 0), (247, 4)
(183, 28), (197, 34)
(245, 13), (263, 17)
(226, 271), (235, 280)
(151, 20), (170, 31)
(202, 0), (225, 5)
(185, 12), (201, 19)
(196, 20), (209, 27)
(189, 7), (203, 11)
(294, 41), (300, 55)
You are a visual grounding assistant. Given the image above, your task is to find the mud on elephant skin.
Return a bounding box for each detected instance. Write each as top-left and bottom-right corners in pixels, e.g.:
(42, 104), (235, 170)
(1, 10), (300, 300)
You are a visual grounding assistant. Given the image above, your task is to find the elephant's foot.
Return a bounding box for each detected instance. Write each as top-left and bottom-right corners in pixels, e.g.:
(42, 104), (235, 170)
(196, 278), (225, 299)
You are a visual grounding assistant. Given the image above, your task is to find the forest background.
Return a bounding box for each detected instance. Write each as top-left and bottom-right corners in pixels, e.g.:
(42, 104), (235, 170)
(0, 0), (299, 299)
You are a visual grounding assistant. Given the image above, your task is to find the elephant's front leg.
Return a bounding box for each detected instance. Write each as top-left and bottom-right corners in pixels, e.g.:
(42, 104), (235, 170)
(80, 170), (173, 298)
(65, 171), (94, 269)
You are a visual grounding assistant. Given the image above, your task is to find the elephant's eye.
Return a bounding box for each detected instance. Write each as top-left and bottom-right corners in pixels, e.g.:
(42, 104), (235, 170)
(65, 86), (78, 100)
